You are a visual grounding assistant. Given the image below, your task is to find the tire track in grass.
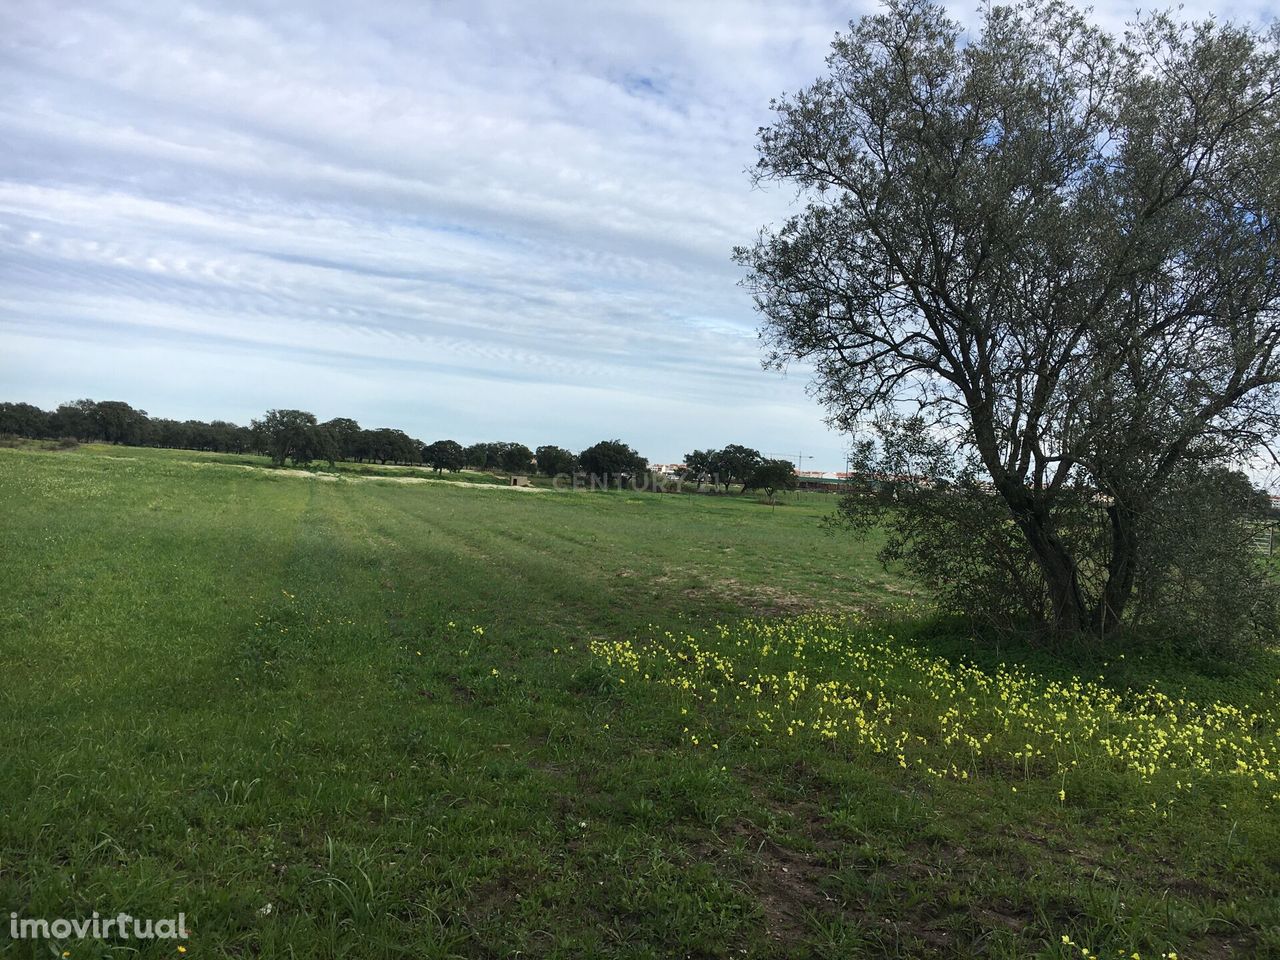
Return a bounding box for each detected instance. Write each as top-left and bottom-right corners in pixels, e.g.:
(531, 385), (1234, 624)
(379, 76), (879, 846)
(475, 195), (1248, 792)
(317, 482), (786, 955)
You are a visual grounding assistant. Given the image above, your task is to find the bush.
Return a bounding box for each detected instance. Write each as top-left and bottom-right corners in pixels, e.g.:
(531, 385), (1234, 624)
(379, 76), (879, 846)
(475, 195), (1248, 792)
(835, 418), (1280, 655)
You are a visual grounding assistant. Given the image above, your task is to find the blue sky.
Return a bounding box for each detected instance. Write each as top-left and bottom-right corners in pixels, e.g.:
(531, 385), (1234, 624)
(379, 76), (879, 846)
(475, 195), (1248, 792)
(1, 0), (1273, 470)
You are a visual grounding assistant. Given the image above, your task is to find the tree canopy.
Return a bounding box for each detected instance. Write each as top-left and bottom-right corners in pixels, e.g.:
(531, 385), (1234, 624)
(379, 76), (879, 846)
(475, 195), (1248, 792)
(579, 440), (648, 486)
(535, 445), (578, 476)
(710, 445), (763, 492)
(498, 443), (535, 474)
(747, 458), (798, 504)
(322, 418), (363, 461)
(0, 402), (51, 439)
(252, 409), (319, 467)
(423, 439), (466, 473)
(682, 449), (715, 489)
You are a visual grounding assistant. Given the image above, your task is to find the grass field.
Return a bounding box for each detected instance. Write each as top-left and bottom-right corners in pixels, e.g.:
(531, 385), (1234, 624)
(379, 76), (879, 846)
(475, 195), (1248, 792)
(1, 443), (1277, 959)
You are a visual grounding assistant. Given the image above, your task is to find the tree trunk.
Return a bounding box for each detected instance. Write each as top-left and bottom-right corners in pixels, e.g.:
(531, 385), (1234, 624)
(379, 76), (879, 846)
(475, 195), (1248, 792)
(1005, 496), (1090, 635)
(1092, 501), (1138, 635)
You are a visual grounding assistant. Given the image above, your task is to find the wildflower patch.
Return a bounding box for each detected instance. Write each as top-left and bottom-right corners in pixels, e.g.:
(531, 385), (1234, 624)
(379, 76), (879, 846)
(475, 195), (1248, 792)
(590, 615), (1280, 805)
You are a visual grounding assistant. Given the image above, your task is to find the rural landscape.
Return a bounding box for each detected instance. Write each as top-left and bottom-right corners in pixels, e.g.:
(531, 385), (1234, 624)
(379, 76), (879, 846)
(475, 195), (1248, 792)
(2, 435), (1278, 958)
(4, 0), (1280, 957)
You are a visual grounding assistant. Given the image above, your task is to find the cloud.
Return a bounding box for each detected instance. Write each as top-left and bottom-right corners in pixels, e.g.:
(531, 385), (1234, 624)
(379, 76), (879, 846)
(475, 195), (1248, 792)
(1, 0), (1273, 466)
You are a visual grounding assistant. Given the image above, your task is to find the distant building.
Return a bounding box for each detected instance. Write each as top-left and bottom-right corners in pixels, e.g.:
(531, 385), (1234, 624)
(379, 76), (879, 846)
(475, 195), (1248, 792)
(796, 471), (856, 493)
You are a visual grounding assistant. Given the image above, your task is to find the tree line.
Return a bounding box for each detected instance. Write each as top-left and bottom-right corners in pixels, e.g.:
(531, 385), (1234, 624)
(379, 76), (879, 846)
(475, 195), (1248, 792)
(681, 445), (798, 500)
(1, 399), (797, 495)
(1, 399), (253, 453)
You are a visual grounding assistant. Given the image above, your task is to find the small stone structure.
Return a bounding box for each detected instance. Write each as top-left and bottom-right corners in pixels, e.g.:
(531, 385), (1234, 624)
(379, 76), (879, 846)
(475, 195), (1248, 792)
(509, 475), (530, 487)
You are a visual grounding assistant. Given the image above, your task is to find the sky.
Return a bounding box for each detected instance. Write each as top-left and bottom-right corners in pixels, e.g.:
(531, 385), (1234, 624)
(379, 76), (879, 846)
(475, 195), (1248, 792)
(1, 0), (1274, 471)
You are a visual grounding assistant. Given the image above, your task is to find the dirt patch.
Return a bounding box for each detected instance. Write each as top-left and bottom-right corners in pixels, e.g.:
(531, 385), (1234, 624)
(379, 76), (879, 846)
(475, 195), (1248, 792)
(719, 811), (959, 954)
(181, 461), (338, 480)
(659, 568), (866, 617)
(448, 675), (476, 703)
(731, 824), (846, 945)
(715, 578), (825, 616)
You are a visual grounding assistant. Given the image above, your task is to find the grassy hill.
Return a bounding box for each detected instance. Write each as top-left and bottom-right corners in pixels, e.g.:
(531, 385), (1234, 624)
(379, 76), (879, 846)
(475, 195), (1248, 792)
(1, 443), (1276, 958)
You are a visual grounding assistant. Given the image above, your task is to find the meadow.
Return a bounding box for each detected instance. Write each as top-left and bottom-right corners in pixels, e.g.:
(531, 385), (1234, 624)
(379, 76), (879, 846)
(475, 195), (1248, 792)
(1, 443), (1277, 959)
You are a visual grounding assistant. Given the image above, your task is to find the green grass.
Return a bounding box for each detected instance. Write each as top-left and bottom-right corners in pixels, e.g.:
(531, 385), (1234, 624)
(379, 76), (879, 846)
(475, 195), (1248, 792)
(0, 443), (1276, 959)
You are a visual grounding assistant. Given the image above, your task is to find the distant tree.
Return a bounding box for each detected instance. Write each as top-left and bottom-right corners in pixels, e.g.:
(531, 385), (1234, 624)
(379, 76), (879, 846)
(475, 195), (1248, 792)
(710, 445), (762, 492)
(682, 449), (714, 489)
(352, 429), (375, 463)
(747, 459), (798, 505)
(464, 442), (498, 470)
(353, 427), (407, 465)
(535, 444), (577, 476)
(50, 399), (98, 440)
(397, 432), (421, 465)
(143, 417), (174, 448)
(252, 409), (318, 467)
(93, 400), (147, 445)
(365, 428), (418, 465)
(208, 420), (251, 453)
(301, 424), (341, 466)
(0, 399), (255, 454)
(579, 439), (648, 486)
(460, 441), (531, 472)
(498, 442), (534, 474)
(184, 420), (214, 450)
(0, 402), (51, 438)
(423, 439), (466, 473)
(321, 418), (362, 461)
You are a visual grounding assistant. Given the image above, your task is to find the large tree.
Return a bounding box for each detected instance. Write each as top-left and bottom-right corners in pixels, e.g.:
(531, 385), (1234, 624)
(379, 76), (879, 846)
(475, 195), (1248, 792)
(464, 442), (498, 470)
(423, 439), (466, 473)
(579, 439), (648, 486)
(737, 0), (1280, 639)
(321, 418), (362, 461)
(747, 458), (798, 505)
(352, 427), (418, 465)
(682, 449), (715, 489)
(208, 420), (253, 454)
(535, 444), (577, 477)
(710, 445), (763, 493)
(92, 401), (148, 445)
(252, 409), (318, 467)
(50, 399), (98, 440)
(498, 442), (535, 474)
